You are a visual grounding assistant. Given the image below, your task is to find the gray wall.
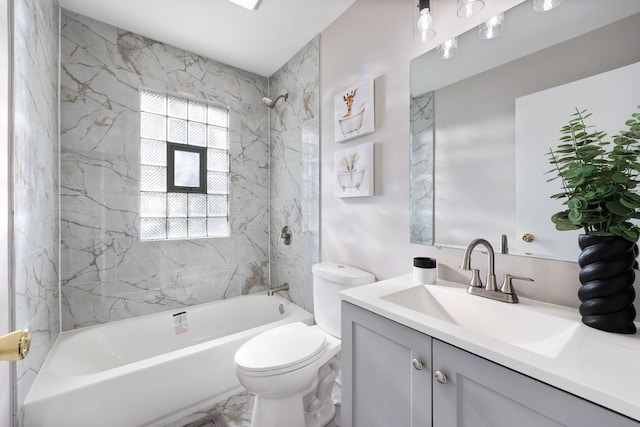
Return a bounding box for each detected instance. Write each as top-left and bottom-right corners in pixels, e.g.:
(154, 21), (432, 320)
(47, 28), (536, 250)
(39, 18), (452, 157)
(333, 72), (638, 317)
(60, 11), (271, 330)
(269, 36), (320, 313)
(13, 0), (60, 418)
(320, 0), (595, 309)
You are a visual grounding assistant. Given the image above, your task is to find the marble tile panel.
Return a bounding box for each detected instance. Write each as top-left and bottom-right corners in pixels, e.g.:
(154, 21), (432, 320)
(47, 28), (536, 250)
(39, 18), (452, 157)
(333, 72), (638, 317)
(268, 37), (319, 313)
(61, 58), (136, 111)
(115, 237), (162, 280)
(61, 10), (118, 68)
(61, 275), (165, 329)
(60, 193), (138, 240)
(167, 391), (254, 427)
(154, 239), (233, 272)
(270, 129), (304, 201)
(13, 120), (58, 192)
(16, 292), (58, 406)
(60, 9), (322, 330)
(14, 0), (60, 415)
(61, 151), (138, 198)
(13, 185), (58, 259)
(269, 37), (320, 127)
(13, 248), (59, 411)
(60, 100), (139, 164)
(14, 244), (59, 330)
(171, 388), (340, 427)
(61, 238), (117, 286)
(117, 31), (205, 83)
(161, 263), (240, 306)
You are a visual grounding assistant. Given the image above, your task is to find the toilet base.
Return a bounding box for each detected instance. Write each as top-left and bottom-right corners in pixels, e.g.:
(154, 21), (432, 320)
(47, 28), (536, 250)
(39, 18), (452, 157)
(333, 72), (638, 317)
(304, 399), (336, 427)
(251, 393), (307, 427)
(304, 355), (340, 427)
(249, 355), (340, 427)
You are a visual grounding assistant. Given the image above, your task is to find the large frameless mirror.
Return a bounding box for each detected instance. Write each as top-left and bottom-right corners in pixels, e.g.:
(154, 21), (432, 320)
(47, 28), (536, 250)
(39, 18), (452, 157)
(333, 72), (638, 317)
(410, 0), (640, 261)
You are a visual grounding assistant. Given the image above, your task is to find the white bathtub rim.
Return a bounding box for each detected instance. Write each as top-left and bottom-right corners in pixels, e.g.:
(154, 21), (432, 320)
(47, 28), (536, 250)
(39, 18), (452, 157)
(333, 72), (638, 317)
(59, 291), (287, 336)
(24, 293), (312, 405)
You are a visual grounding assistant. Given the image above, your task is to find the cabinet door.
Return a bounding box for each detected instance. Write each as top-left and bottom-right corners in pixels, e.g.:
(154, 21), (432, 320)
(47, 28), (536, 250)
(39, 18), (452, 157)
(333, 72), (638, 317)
(433, 339), (640, 427)
(342, 302), (432, 427)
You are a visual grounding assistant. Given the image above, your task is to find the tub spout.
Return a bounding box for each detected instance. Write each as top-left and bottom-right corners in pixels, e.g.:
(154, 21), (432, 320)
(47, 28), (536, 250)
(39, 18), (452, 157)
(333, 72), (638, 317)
(268, 282), (289, 296)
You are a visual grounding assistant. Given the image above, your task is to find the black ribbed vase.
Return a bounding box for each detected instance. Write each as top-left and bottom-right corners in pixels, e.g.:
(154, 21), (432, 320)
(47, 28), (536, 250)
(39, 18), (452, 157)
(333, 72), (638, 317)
(578, 235), (637, 334)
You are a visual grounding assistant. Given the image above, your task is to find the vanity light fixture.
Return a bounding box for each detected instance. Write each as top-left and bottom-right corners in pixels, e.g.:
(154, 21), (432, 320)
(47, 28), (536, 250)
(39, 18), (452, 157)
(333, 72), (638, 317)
(478, 13), (505, 39)
(457, 0), (485, 18)
(417, 0), (436, 42)
(533, 0), (564, 12)
(437, 37), (458, 59)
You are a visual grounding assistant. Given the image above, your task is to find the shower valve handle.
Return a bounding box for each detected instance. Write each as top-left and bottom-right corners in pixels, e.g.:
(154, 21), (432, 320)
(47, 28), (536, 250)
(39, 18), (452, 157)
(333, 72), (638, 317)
(279, 226), (292, 246)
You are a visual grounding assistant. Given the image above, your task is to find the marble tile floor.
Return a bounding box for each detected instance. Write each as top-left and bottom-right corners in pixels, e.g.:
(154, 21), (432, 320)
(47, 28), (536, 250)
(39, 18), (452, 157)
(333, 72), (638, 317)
(170, 390), (340, 427)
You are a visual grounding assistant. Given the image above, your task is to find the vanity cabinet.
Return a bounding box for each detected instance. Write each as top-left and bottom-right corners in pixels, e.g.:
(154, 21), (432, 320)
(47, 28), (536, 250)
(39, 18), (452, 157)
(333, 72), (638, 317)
(342, 301), (640, 427)
(341, 301), (432, 427)
(432, 339), (639, 427)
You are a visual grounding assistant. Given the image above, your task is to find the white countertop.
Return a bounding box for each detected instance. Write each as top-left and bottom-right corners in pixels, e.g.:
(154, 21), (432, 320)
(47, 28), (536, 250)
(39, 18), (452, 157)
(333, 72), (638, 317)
(340, 274), (640, 421)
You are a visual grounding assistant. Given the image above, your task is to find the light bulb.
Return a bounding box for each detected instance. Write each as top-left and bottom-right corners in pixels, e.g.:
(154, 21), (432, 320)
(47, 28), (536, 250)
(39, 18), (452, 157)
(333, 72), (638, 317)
(418, 12), (435, 42)
(457, 0), (485, 18)
(533, 0), (564, 12)
(478, 13), (504, 39)
(437, 38), (458, 59)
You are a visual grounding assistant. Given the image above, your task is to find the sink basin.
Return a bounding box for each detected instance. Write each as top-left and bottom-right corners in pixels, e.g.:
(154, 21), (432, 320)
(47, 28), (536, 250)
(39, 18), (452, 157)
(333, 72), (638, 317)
(381, 284), (580, 357)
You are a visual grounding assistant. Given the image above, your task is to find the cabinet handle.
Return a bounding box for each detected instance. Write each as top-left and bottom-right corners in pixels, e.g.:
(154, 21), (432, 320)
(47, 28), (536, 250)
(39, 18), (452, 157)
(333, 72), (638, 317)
(412, 358), (423, 370)
(434, 370), (447, 384)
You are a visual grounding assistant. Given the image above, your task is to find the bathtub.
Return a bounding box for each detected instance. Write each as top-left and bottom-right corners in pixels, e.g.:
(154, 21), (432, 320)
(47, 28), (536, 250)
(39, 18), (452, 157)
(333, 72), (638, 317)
(23, 293), (313, 427)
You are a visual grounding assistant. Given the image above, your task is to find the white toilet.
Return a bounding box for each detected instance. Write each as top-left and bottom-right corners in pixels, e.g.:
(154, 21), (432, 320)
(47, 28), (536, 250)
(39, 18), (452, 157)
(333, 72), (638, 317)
(234, 262), (375, 427)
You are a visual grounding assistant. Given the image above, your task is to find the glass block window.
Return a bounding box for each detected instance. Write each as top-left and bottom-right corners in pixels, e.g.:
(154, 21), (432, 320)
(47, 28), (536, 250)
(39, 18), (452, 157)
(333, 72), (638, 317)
(140, 89), (230, 241)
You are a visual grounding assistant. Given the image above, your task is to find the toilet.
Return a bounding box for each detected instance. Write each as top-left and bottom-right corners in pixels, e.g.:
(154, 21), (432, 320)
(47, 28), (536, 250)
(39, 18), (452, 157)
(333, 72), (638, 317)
(234, 262), (375, 427)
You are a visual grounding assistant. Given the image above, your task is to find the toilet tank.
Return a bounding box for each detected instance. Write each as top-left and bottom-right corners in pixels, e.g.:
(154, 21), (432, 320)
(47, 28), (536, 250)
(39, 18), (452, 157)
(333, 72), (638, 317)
(312, 263), (375, 338)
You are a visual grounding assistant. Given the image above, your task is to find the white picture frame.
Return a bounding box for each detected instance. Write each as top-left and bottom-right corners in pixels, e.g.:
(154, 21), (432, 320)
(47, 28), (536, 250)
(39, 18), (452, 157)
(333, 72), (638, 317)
(335, 141), (374, 198)
(334, 78), (375, 143)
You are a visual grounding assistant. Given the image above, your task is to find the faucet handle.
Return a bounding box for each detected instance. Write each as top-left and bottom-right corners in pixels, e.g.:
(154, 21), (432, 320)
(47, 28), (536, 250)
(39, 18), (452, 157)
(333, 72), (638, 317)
(468, 268), (483, 288)
(500, 274), (533, 295)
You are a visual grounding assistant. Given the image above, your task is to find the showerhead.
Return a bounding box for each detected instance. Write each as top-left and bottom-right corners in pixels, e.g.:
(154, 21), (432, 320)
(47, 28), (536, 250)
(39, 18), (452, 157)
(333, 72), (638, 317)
(262, 93), (288, 108)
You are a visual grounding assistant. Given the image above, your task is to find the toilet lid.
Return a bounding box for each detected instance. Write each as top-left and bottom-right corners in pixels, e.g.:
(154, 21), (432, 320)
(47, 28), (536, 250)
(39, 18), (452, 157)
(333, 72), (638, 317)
(235, 322), (326, 373)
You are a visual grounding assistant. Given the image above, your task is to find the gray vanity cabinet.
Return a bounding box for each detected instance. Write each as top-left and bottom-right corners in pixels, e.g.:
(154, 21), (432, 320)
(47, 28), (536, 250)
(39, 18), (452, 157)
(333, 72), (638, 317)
(341, 301), (432, 427)
(342, 301), (640, 427)
(432, 339), (639, 427)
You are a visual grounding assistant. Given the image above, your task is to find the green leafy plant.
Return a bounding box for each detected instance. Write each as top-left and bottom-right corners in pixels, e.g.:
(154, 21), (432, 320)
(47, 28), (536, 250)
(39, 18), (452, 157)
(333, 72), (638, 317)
(547, 106), (640, 242)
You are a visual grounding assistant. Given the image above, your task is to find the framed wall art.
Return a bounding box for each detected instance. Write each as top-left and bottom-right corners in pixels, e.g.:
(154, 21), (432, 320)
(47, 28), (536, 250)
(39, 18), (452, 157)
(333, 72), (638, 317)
(334, 78), (375, 143)
(335, 141), (374, 198)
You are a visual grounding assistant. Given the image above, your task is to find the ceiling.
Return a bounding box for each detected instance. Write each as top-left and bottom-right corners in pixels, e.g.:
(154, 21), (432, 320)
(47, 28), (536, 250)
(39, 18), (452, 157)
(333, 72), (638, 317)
(58, 0), (356, 77)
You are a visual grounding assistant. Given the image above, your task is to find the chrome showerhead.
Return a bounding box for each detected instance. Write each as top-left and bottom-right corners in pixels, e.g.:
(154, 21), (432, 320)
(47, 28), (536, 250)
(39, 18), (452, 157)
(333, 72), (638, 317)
(262, 93), (288, 108)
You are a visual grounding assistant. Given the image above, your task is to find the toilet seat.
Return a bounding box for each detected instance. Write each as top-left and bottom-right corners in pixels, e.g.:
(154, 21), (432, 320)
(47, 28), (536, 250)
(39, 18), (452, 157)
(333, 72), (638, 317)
(235, 322), (327, 376)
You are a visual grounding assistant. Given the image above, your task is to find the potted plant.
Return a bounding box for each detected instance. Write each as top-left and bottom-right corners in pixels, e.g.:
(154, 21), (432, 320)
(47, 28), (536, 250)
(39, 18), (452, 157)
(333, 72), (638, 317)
(547, 106), (640, 334)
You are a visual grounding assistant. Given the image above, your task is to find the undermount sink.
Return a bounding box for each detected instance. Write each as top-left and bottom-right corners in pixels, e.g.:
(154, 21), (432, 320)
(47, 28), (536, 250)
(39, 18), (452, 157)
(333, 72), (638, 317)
(381, 284), (580, 358)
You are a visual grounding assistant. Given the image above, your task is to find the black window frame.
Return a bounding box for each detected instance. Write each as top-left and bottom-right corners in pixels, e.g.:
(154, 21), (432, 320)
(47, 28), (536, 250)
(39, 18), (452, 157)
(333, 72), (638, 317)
(167, 142), (207, 193)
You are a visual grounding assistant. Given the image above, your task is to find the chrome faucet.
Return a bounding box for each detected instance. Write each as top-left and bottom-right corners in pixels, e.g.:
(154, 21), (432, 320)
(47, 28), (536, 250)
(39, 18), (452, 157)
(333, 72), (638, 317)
(461, 238), (533, 303)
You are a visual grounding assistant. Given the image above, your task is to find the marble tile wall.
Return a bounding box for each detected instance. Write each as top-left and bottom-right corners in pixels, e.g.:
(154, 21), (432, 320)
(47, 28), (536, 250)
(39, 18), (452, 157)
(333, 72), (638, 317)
(410, 92), (434, 245)
(268, 37), (320, 313)
(13, 0), (60, 416)
(60, 11), (271, 330)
